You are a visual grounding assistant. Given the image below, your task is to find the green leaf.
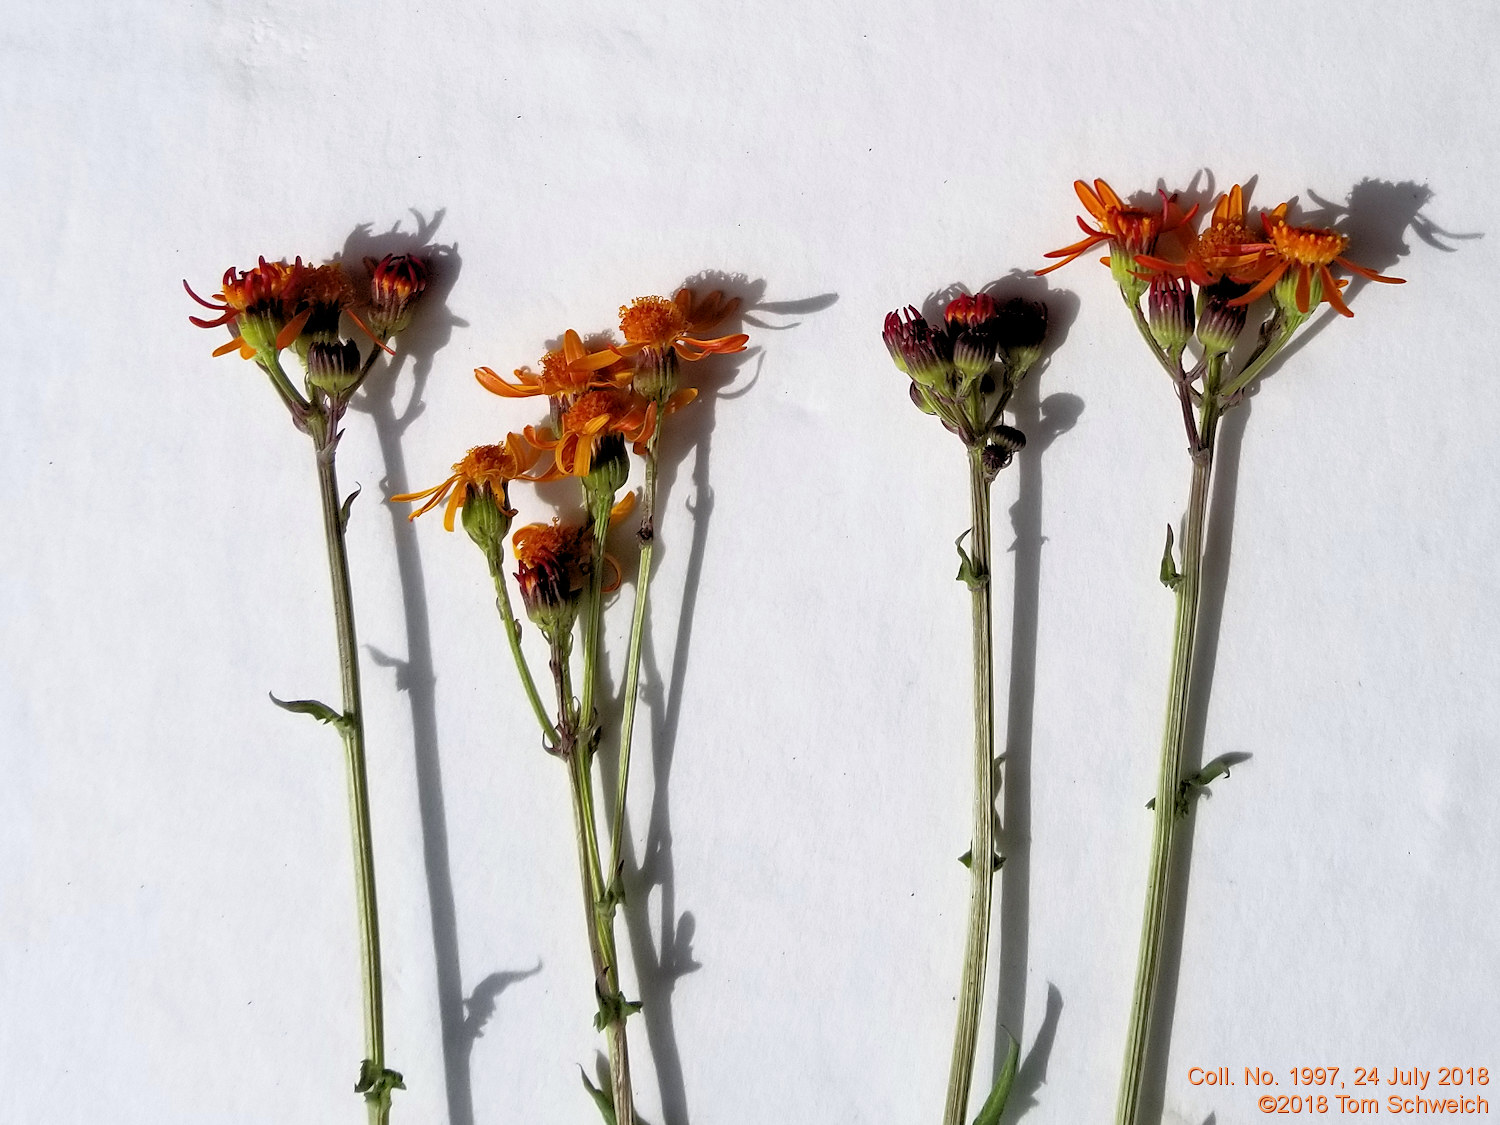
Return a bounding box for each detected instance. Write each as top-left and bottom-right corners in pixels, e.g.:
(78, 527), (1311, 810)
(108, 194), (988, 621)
(268, 693), (351, 733)
(579, 1067), (617, 1125)
(958, 849), (1004, 871)
(958, 848), (973, 868)
(972, 1029), (1021, 1125)
(1159, 524), (1182, 590)
(955, 530), (988, 590)
(354, 1059), (405, 1098)
(339, 484), (362, 531)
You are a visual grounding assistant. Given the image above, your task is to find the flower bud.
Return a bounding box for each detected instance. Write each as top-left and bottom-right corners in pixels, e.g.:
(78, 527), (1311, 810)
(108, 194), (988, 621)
(883, 307), (956, 390)
(632, 345), (680, 402)
(993, 298), (1048, 380)
(305, 339), (363, 396)
(1196, 279), (1249, 357)
(366, 254), (430, 337)
(944, 293), (1000, 383)
(513, 522), (593, 643)
(1148, 276), (1194, 357)
(460, 482), (513, 556)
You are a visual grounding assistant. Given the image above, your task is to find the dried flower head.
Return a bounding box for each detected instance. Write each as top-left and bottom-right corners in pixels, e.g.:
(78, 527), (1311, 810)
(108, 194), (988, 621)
(1229, 202), (1404, 318)
(184, 257), (305, 359)
(1039, 179), (1198, 292)
(476, 330), (626, 404)
(391, 436), (539, 533)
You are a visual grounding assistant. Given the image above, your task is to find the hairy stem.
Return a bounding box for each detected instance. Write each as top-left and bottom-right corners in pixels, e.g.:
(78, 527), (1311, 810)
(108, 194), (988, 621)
(943, 443), (998, 1125)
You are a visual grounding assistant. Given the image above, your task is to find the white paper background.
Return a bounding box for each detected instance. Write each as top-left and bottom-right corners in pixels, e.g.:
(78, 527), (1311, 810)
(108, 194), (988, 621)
(4, 2), (1497, 1123)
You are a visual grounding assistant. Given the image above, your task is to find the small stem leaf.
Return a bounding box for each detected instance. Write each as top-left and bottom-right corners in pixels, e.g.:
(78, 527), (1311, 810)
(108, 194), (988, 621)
(958, 848), (973, 869)
(972, 1029), (1021, 1125)
(955, 529), (988, 590)
(268, 692), (352, 733)
(354, 1059), (405, 1097)
(1159, 524), (1182, 590)
(338, 483), (362, 531)
(579, 1067), (618, 1125)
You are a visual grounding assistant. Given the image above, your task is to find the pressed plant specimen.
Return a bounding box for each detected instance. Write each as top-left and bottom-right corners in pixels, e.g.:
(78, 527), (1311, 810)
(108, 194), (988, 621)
(882, 292), (1049, 1125)
(397, 289), (745, 1124)
(1040, 177), (1403, 1125)
(186, 253), (431, 1124)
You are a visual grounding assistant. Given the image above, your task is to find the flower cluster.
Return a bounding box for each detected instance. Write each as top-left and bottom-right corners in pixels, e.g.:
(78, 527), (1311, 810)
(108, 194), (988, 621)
(400, 287), (746, 630)
(185, 253), (430, 416)
(883, 292), (1048, 474)
(1042, 178), (1403, 327)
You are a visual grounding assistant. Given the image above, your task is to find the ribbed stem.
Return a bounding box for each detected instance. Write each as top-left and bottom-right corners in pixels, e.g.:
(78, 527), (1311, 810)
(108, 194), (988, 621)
(1114, 387), (1221, 1125)
(487, 550), (558, 745)
(309, 415), (393, 1125)
(609, 430), (661, 884)
(942, 444), (997, 1125)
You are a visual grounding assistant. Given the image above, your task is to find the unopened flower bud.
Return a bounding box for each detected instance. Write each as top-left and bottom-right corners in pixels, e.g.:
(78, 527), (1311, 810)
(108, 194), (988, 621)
(883, 307), (956, 390)
(305, 339), (363, 395)
(632, 345), (680, 402)
(366, 254), (430, 338)
(993, 298), (1048, 380)
(909, 381), (938, 415)
(584, 432), (630, 505)
(1148, 276), (1194, 357)
(1196, 279), (1249, 357)
(460, 482), (512, 555)
(513, 522), (593, 643)
(983, 425), (1027, 478)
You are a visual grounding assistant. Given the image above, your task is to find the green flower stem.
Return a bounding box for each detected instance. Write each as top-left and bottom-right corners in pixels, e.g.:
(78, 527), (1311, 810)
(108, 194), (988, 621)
(1114, 358), (1224, 1125)
(307, 411), (395, 1125)
(486, 550), (559, 746)
(943, 443), (997, 1125)
(608, 427), (662, 886)
(569, 493), (638, 1125)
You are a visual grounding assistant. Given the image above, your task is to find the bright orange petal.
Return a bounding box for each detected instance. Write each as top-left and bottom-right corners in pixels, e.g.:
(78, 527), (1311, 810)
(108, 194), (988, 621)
(1074, 179), (1107, 222)
(1319, 265), (1353, 317)
(441, 483), (465, 532)
(1227, 261), (1288, 307)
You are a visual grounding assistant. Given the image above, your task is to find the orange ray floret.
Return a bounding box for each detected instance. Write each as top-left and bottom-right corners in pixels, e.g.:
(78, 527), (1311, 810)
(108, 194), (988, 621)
(522, 388), (662, 479)
(184, 257), (307, 358)
(1227, 203), (1405, 318)
(390, 435), (540, 531)
(475, 330), (625, 401)
(1136, 184), (1262, 286)
(1038, 179), (1198, 276)
(617, 289), (748, 361)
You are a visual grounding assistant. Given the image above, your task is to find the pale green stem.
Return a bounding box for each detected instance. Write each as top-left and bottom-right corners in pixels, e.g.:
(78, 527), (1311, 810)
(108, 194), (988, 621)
(943, 443), (997, 1125)
(1114, 360), (1224, 1125)
(568, 496), (638, 1125)
(307, 412), (394, 1125)
(608, 429), (661, 885)
(487, 550), (559, 745)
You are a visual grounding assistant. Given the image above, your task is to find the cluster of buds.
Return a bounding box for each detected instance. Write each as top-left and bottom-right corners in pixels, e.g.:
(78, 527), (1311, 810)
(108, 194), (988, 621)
(883, 292), (1048, 475)
(186, 253), (431, 430)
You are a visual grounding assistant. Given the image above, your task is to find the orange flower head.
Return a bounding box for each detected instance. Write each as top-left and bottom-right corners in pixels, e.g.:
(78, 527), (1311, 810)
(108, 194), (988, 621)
(524, 387), (664, 481)
(512, 519), (594, 636)
(390, 435), (539, 537)
(1228, 202), (1405, 318)
(1038, 179), (1198, 294)
(619, 288), (749, 361)
(184, 257), (307, 359)
(1137, 184), (1260, 287)
(475, 329), (625, 404)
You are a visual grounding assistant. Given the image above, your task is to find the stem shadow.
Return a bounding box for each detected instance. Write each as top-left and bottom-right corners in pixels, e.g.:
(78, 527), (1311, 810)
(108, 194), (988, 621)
(336, 211), (487, 1125)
